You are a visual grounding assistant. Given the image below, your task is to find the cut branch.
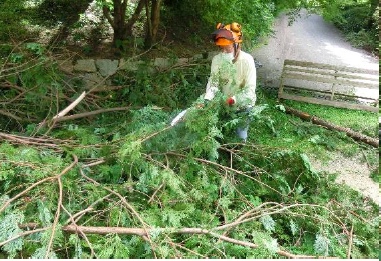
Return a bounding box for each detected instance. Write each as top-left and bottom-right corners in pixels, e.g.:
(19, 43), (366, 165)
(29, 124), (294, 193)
(0, 132), (74, 150)
(0, 227), (49, 247)
(0, 109), (23, 122)
(347, 225), (354, 259)
(53, 106), (131, 122)
(52, 91), (86, 120)
(61, 225), (338, 259)
(284, 106), (378, 148)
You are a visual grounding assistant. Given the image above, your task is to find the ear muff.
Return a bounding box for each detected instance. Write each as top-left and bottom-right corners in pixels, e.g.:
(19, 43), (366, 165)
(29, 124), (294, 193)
(216, 22), (225, 29)
(229, 22), (242, 42)
(230, 22), (241, 33)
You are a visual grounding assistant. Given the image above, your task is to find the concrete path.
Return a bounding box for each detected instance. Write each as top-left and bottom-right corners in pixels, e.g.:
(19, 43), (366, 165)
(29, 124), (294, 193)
(252, 10), (379, 90)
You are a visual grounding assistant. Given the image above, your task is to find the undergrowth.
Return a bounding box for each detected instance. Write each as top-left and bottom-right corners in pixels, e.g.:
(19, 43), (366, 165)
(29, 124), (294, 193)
(0, 93), (379, 258)
(0, 49), (379, 258)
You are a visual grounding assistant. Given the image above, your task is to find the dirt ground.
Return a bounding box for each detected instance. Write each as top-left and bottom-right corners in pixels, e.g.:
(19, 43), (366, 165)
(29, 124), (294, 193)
(309, 152), (379, 205)
(252, 10), (379, 206)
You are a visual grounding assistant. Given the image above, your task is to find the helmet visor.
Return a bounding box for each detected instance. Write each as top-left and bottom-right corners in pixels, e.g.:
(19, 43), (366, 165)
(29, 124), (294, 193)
(212, 29), (234, 43)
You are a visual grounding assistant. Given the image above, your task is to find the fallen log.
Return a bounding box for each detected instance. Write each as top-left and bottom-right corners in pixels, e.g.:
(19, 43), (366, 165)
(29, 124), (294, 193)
(284, 106), (378, 148)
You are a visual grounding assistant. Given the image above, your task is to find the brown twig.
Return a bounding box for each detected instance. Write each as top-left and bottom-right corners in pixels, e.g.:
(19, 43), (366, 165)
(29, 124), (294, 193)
(166, 151), (282, 196)
(0, 176), (55, 213)
(45, 176), (63, 258)
(347, 225), (354, 259)
(79, 168), (158, 258)
(148, 182), (165, 204)
(0, 109), (23, 122)
(61, 204), (96, 258)
(0, 227), (49, 247)
(53, 106), (131, 123)
(0, 154), (78, 213)
(52, 91), (86, 120)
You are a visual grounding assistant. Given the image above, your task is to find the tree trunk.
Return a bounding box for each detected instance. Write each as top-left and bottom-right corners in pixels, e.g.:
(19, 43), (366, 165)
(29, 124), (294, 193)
(112, 0), (128, 45)
(150, 0), (161, 43)
(284, 106), (379, 148)
(103, 0), (145, 47)
(126, 0), (146, 35)
(144, 0), (162, 48)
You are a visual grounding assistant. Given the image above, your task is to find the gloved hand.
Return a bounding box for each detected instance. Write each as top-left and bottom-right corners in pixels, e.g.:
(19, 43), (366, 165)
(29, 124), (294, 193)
(226, 96), (236, 106)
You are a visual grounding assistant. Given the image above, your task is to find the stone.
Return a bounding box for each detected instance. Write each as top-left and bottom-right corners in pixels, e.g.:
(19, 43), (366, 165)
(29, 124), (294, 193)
(95, 59), (119, 77)
(81, 73), (104, 89)
(154, 58), (171, 69)
(73, 59), (97, 72)
(56, 59), (73, 73)
(119, 59), (140, 71)
(175, 58), (189, 66)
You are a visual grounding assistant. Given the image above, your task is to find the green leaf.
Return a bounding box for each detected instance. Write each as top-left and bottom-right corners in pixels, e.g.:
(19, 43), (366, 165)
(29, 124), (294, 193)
(0, 211), (25, 258)
(37, 200), (52, 225)
(260, 215), (276, 232)
(314, 233), (330, 256)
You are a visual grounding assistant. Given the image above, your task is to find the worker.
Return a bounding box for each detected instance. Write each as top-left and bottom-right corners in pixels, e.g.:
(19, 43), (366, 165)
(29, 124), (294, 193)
(203, 22), (257, 142)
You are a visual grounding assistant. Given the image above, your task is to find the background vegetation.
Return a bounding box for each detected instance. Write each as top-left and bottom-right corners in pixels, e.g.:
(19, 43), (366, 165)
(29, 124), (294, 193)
(0, 0), (379, 258)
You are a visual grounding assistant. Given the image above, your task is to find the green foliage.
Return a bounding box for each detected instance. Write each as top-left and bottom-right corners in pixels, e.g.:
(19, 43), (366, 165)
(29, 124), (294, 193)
(0, 45), (379, 260)
(321, 1), (378, 53)
(0, 103), (378, 258)
(31, 0), (93, 27)
(314, 233), (330, 256)
(0, 211), (25, 258)
(163, 0), (276, 48)
(93, 234), (130, 259)
(0, 0), (29, 41)
(115, 60), (209, 109)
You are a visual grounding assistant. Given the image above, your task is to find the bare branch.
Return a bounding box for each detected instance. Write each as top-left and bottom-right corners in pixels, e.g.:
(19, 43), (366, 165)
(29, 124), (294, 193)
(45, 176), (63, 258)
(61, 225), (339, 259)
(0, 155), (78, 214)
(0, 227), (49, 248)
(53, 106), (131, 123)
(347, 225), (354, 259)
(52, 91), (86, 120)
(61, 204), (96, 258)
(0, 109), (23, 122)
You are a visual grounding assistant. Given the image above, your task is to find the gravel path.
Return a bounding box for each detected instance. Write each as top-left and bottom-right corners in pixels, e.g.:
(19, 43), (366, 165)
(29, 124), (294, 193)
(252, 10), (379, 206)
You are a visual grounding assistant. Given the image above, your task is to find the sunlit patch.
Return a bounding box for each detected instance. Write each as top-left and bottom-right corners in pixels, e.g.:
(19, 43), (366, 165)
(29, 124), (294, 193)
(324, 42), (379, 102)
(323, 42), (378, 70)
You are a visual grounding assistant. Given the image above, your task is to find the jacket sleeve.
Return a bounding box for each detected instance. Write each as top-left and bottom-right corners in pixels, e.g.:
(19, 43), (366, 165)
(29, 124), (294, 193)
(204, 57), (220, 101)
(235, 56), (257, 106)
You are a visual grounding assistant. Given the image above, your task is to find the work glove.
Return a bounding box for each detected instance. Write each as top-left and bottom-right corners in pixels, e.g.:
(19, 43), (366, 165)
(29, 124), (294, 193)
(226, 96), (236, 106)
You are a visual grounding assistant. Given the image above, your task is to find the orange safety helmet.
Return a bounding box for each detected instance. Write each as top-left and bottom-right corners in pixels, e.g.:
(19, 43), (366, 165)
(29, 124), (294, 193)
(212, 22), (243, 46)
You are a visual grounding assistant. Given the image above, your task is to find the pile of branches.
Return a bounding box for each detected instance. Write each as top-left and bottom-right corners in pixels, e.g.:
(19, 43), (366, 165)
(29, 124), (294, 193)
(0, 102), (378, 259)
(0, 43), (378, 259)
(0, 43), (133, 132)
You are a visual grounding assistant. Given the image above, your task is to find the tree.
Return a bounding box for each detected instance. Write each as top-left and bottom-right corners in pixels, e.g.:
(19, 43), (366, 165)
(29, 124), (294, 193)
(102, 0), (145, 46)
(144, 0), (162, 48)
(101, 0), (163, 49)
(0, 0), (28, 41)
